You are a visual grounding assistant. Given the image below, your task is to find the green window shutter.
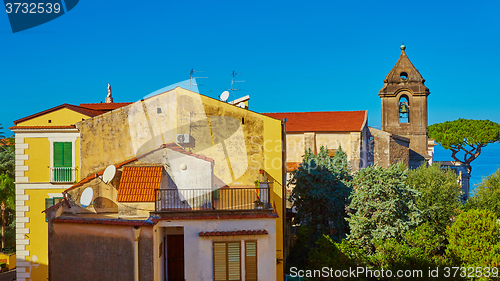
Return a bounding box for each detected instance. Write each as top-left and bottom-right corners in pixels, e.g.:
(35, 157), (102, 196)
(53, 142), (72, 167)
(53, 142), (63, 167)
(45, 198), (54, 210)
(62, 142), (72, 167)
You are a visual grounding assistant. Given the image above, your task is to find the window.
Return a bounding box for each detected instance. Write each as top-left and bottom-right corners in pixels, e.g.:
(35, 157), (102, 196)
(398, 96), (409, 123)
(213, 241), (258, 281)
(45, 197), (63, 221)
(400, 72), (408, 80)
(214, 241), (241, 281)
(53, 142), (73, 182)
(245, 241), (258, 281)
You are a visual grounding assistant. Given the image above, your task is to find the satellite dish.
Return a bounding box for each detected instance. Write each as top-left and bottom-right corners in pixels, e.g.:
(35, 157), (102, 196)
(102, 165), (116, 184)
(220, 91), (229, 102)
(237, 102), (246, 108)
(80, 187), (94, 208)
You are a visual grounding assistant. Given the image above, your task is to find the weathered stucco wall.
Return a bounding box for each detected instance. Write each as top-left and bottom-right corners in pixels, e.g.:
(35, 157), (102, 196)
(77, 87), (277, 189)
(49, 223), (154, 281)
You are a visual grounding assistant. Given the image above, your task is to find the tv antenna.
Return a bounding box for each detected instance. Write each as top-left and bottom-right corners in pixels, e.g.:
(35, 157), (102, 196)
(228, 70), (244, 103)
(187, 68), (208, 91)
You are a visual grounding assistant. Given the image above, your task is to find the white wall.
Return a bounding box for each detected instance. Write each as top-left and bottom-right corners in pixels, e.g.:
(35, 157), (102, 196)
(154, 218), (277, 281)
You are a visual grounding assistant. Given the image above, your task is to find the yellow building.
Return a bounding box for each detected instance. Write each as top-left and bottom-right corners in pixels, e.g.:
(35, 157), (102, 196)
(12, 100), (130, 281)
(44, 86), (285, 280)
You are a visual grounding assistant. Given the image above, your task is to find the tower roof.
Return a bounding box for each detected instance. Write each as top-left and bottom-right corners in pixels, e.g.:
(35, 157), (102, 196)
(379, 45), (429, 97)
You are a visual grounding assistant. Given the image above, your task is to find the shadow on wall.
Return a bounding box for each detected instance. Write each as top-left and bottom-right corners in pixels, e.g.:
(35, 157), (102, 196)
(15, 258), (48, 280)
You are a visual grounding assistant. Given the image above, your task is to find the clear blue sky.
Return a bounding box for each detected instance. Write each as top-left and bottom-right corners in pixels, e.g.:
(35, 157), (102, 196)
(1, 0), (500, 135)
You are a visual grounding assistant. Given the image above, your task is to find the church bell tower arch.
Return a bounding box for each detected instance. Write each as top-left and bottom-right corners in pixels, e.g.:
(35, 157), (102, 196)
(379, 45), (430, 167)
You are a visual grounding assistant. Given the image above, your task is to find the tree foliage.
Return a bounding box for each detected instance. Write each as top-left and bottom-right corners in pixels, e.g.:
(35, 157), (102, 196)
(445, 209), (500, 268)
(289, 146), (352, 244)
(347, 164), (421, 254)
(0, 137), (15, 178)
(464, 167), (500, 218)
(407, 163), (462, 235)
(428, 119), (500, 173)
(287, 146), (352, 270)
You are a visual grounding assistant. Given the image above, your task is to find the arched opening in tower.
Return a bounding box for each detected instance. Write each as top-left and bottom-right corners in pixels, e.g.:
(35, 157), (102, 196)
(399, 96), (409, 123)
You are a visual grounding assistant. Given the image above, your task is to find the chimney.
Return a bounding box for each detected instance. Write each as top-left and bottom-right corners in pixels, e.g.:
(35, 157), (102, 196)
(106, 83), (114, 103)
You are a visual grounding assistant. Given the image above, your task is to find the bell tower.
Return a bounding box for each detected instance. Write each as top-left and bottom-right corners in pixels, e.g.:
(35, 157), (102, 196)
(379, 45), (430, 168)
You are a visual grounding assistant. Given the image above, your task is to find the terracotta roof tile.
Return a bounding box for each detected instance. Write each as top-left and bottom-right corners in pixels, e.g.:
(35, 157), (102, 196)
(79, 102), (133, 111)
(262, 111), (367, 132)
(199, 229), (268, 236)
(64, 157), (138, 193)
(53, 217), (154, 226)
(163, 143), (214, 163)
(116, 166), (163, 202)
(286, 162), (301, 172)
(10, 125), (77, 130)
(13, 103), (132, 125)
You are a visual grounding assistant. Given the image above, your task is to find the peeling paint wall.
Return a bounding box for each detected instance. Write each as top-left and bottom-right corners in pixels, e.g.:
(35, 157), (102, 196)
(49, 223), (154, 281)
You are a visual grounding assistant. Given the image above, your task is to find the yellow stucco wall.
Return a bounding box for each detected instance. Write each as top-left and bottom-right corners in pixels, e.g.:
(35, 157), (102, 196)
(263, 115), (284, 281)
(25, 188), (65, 280)
(24, 138), (50, 182)
(18, 108), (89, 126)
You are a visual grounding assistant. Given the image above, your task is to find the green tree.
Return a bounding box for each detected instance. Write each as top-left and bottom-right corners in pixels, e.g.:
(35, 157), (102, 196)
(464, 167), (500, 217)
(347, 164), (421, 254)
(287, 146), (352, 270)
(445, 209), (500, 270)
(0, 174), (14, 249)
(372, 223), (450, 280)
(0, 137), (15, 178)
(289, 146), (352, 244)
(428, 119), (500, 174)
(407, 163), (462, 235)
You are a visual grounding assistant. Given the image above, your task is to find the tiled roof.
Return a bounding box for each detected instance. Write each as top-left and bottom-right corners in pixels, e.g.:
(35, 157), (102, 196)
(163, 143), (214, 162)
(262, 110), (368, 132)
(10, 125), (77, 130)
(13, 103), (131, 125)
(116, 166), (163, 202)
(79, 102), (133, 111)
(53, 217), (154, 226)
(199, 230), (268, 236)
(64, 157), (138, 193)
(286, 162), (300, 172)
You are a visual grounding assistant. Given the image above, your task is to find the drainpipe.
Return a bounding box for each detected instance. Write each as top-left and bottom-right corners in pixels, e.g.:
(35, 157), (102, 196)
(133, 227), (142, 281)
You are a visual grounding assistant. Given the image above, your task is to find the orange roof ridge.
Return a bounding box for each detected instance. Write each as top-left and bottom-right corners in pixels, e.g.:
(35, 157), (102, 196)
(263, 110), (366, 114)
(64, 157), (138, 193)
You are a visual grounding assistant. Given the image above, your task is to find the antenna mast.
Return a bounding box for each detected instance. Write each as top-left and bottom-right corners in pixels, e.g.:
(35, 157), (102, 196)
(229, 70), (244, 103)
(188, 68), (208, 91)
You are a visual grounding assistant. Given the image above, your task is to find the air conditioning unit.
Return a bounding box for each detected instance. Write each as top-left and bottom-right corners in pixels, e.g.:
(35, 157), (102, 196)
(176, 134), (190, 144)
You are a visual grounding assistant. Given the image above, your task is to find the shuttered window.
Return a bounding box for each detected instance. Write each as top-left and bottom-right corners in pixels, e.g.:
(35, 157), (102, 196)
(245, 241), (258, 281)
(213, 241), (241, 281)
(53, 142), (72, 167)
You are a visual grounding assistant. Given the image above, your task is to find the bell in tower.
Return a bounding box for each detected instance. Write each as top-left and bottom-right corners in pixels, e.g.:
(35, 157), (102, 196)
(379, 45), (430, 168)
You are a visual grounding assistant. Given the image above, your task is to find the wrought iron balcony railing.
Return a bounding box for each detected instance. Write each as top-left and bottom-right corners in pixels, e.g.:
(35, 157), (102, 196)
(154, 187), (271, 212)
(50, 167), (75, 183)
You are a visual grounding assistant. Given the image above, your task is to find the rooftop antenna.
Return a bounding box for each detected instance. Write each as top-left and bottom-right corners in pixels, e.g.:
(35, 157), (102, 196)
(188, 68), (208, 91)
(228, 70), (245, 103)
